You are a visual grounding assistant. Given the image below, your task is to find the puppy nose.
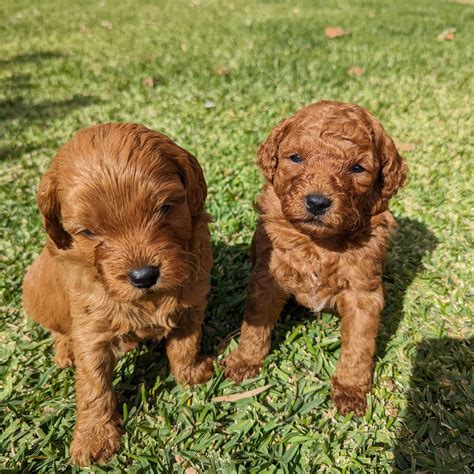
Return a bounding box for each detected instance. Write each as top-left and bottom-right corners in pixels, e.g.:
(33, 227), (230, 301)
(305, 194), (332, 216)
(128, 266), (160, 289)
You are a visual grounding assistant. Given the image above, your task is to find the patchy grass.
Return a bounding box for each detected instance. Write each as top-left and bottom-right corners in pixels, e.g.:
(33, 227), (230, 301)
(0, 0), (473, 472)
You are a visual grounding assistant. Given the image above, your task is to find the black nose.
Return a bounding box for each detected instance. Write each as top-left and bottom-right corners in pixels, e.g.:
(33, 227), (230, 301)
(128, 266), (160, 289)
(305, 194), (332, 216)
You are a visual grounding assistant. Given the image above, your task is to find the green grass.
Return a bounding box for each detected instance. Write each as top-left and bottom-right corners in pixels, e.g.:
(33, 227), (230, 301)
(0, 0), (473, 472)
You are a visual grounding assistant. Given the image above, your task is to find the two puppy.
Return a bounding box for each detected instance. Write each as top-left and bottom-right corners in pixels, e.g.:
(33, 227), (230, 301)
(23, 101), (406, 465)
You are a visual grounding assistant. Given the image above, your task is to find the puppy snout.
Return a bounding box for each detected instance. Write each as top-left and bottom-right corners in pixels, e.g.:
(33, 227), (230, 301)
(128, 266), (160, 289)
(305, 194), (332, 216)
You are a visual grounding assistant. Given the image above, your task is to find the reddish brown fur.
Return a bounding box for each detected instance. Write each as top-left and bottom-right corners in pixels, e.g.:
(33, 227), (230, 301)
(23, 123), (214, 465)
(223, 101), (407, 415)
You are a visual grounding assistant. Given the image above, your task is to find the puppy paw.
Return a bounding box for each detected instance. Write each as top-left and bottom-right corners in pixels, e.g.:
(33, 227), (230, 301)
(70, 419), (122, 466)
(173, 355), (214, 386)
(53, 333), (74, 368)
(331, 379), (369, 416)
(222, 351), (263, 383)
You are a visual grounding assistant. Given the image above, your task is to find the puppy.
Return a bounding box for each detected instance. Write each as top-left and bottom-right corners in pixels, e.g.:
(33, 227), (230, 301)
(23, 123), (214, 465)
(224, 101), (407, 415)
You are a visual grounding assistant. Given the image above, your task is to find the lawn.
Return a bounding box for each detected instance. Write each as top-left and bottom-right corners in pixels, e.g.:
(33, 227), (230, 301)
(0, 0), (473, 472)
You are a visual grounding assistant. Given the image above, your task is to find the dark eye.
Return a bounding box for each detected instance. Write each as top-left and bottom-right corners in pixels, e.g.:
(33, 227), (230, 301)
(159, 204), (171, 215)
(80, 229), (95, 239)
(289, 154), (303, 164)
(351, 164), (365, 173)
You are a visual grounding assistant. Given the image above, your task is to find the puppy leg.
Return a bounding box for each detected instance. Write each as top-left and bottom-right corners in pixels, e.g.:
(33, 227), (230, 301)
(24, 247), (73, 367)
(224, 269), (288, 383)
(332, 288), (383, 415)
(118, 339), (138, 354)
(52, 331), (74, 368)
(166, 307), (214, 385)
(69, 326), (121, 466)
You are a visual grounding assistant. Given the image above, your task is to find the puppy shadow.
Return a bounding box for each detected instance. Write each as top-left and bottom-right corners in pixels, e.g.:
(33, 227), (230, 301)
(377, 217), (437, 359)
(115, 340), (175, 410)
(203, 240), (253, 353)
(394, 337), (473, 472)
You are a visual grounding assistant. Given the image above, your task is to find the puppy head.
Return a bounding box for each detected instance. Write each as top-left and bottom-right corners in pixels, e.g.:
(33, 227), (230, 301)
(257, 101), (407, 238)
(37, 123), (207, 302)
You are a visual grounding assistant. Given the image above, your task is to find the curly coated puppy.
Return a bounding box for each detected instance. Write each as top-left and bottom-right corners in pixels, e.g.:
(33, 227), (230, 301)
(224, 101), (407, 415)
(23, 123), (214, 465)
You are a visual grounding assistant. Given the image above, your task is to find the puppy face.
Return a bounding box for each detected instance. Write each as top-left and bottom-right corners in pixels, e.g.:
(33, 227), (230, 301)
(258, 101), (407, 238)
(37, 123), (207, 302)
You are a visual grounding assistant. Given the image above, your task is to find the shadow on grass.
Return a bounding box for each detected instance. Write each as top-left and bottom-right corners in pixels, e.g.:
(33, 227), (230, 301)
(0, 51), (62, 67)
(0, 50), (99, 161)
(394, 337), (473, 472)
(203, 240), (252, 353)
(378, 217), (437, 359)
(0, 94), (98, 123)
(115, 339), (175, 410)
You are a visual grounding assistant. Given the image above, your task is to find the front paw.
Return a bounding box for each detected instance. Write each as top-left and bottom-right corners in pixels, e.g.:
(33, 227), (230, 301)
(331, 379), (369, 416)
(222, 351), (263, 383)
(173, 355), (214, 386)
(70, 419), (122, 466)
(54, 334), (75, 368)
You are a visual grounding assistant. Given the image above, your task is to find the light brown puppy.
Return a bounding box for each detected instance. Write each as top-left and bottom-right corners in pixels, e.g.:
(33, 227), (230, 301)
(224, 101), (407, 415)
(23, 123), (214, 465)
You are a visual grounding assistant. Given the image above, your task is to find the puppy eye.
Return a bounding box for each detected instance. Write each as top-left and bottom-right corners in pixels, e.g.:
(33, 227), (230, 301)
(79, 229), (95, 239)
(289, 154), (303, 164)
(351, 164), (366, 173)
(158, 204), (171, 215)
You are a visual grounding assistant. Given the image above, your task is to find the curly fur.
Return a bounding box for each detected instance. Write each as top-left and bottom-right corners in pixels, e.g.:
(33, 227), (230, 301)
(23, 123), (214, 465)
(223, 101), (407, 415)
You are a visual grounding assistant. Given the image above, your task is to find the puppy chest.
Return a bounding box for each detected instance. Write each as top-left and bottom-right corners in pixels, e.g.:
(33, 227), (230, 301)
(271, 250), (339, 311)
(105, 301), (176, 341)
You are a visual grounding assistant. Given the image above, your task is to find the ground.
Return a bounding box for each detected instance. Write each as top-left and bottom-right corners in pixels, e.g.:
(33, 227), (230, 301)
(0, 0), (473, 472)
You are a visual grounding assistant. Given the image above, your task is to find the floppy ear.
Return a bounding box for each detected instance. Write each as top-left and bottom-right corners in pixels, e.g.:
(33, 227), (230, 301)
(379, 132), (408, 200)
(37, 168), (72, 249)
(174, 152), (207, 217)
(369, 116), (407, 203)
(257, 117), (293, 182)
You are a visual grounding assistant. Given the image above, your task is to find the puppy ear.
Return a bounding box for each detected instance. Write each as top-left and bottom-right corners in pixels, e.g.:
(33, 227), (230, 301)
(257, 117), (293, 182)
(368, 115), (407, 206)
(175, 152), (207, 216)
(379, 132), (408, 200)
(37, 168), (72, 249)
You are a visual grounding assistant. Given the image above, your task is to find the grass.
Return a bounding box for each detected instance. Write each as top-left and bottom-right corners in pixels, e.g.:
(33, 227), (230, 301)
(0, 0), (473, 472)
